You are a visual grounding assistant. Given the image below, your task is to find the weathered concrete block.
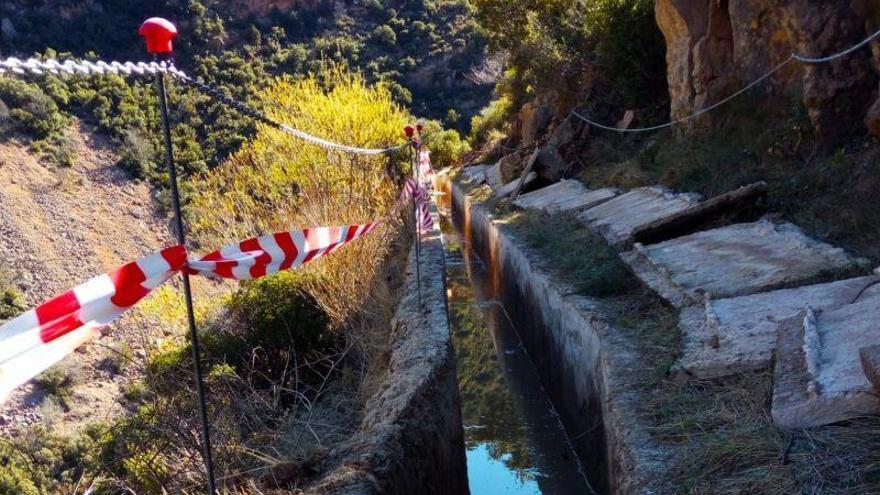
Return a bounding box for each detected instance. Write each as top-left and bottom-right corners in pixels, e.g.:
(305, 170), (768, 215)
(513, 179), (618, 214)
(674, 277), (879, 380)
(861, 345), (880, 391)
(484, 166), (501, 188)
(493, 172), (536, 200)
(578, 187), (701, 247)
(772, 296), (880, 428)
(458, 164), (490, 185)
(621, 220), (867, 307)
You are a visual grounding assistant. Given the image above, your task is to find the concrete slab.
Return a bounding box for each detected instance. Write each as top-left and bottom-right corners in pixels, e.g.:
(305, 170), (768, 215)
(493, 172), (536, 200)
(621, 220), (867, 307)
(485, 166), (501, 188)
(772, 292), (880, 428)
(578, 187), (701, 247)
(673, 276), (879, 380)
(512, 180), (618, 213)
(458, 165), (490, 185)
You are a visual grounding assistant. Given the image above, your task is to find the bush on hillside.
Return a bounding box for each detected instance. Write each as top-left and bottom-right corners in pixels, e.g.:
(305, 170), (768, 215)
(0, 266), (25, 320)
(0, 78), (68, 139)
(421, 120), (471, 169)
(190, 67), (409, 325)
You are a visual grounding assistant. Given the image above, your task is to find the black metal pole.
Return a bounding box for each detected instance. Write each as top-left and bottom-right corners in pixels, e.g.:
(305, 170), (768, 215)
(411, 140), (422, 306)
(156, 66), (218, 495)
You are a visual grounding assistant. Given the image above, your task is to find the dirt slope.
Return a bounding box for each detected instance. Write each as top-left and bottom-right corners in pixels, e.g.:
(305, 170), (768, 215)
(0, 122), (175, 435)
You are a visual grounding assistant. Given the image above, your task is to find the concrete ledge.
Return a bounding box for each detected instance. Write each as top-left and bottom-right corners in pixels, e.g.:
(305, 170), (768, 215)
(438, 173), (667, 495)
(307, 205), (469, 495)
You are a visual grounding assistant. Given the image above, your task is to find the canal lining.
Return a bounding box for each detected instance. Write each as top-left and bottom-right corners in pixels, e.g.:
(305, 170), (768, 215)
(437, 174), (666, 495)
(441, 214), (594, 494)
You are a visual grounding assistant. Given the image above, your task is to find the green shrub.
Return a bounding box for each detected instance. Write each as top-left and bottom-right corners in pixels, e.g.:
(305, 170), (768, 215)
(469, 95), (513, 146)
(34, 363), (80, 409)
(208, 272), (332, 384)
(422, 120), (470, 169)
(0, 78), (68, 139)
(117, 129), (158, 178)
(0, 267), (25, 320)
(374, 24), (398, 46)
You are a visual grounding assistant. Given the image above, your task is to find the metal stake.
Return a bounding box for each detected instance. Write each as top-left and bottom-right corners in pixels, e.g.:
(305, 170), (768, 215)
(412, 139), (422, 306)
(156, 66), (218, 495)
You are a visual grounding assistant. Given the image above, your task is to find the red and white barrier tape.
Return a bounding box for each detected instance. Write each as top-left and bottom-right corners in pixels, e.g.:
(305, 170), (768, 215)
(186, 223), (381, 281)
(403, 178), (433, 233)
(0, 171), (436, 401)
(0, 246), (186, 402)
(419, 149), (435, 183)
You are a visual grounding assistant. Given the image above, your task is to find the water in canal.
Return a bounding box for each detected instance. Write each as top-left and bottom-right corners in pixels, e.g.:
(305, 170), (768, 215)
(440, 214), (594, 495)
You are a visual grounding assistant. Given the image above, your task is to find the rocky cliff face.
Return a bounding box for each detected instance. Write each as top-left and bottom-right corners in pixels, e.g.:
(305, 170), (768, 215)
(655, 0), (879, 142)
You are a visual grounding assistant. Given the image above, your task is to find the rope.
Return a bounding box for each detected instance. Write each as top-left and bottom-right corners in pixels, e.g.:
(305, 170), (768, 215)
(0, 56), (179, 77)
(570, 26), (880, 133)
(571, 56), (795, 133)
(794, 26), (880, 63)
(0, 55), (407, 156)
(172, 72), (408, 156)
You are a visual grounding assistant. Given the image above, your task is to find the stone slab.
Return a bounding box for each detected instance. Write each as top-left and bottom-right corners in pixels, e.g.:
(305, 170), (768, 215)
(861, 345), (880, 391)
(485, 165), (501, 188)
(673, 276), (879, 380)
(621, 220), (867, 307)
(493, 172), (536, 199)
(458, 165), (491, 185)
(513, 179), (618, 214)
(772, 293), (880, 428)
(578, 186), (702, 246)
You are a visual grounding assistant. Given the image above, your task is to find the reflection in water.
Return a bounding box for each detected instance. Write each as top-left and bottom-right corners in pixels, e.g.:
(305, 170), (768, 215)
(441, 214), (594, 495)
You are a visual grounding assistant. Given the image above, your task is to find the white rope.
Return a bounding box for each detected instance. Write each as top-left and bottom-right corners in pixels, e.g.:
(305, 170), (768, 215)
(0, 56), (184, 78)
(794, 26), (880, 63)
(0, 56), (404, 155)
(571, 56), (794, 133)
(277, 124), (407, 155)
(571, 25), (880, 133)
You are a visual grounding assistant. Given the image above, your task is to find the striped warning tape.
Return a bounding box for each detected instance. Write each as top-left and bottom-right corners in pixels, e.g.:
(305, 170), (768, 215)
(186, 222), (381, 281)
(0, 246), (187, 402)
(0, 170), (439, 400)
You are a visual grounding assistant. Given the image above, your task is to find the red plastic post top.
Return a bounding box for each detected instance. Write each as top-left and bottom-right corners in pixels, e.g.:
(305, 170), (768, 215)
(139, 18), (178, 54)
(404, 125), (415, 138)
(416, 123), (424, 133)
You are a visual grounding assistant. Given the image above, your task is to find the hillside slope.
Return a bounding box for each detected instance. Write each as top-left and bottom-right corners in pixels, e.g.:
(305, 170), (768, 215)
(0, 122), (175, 435)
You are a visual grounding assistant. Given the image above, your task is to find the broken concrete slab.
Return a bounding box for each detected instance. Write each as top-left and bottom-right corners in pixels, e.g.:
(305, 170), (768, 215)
(860, 345), (880, 391)
(631, 182), (768, 245)
(513, 180), (618, 214)
(673, 276), (879, 380)
(772, 293), (880, 428)
(484, 166), (501, 188)
(458, 165), (491, 185)
(578, 186), (702, 247)
(494, 172), (536, 200)
(621, 220), (868, 307)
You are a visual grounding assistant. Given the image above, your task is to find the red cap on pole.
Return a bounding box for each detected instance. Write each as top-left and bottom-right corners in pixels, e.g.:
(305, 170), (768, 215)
(404, 125), (415, 138)
(139, 18), (178, 55)
(416, 123), (424, 133)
